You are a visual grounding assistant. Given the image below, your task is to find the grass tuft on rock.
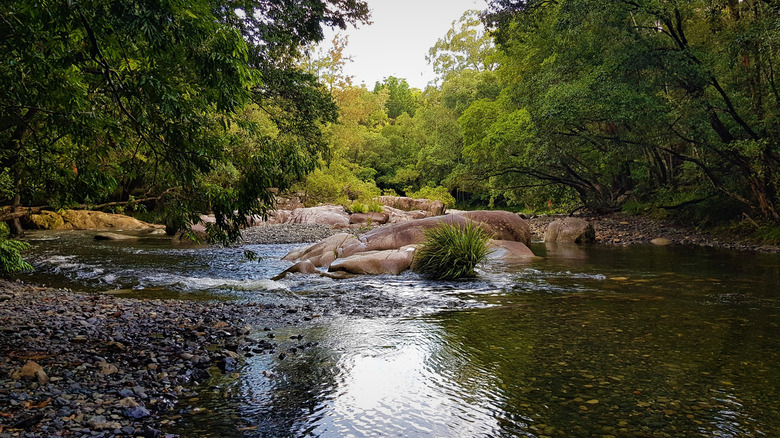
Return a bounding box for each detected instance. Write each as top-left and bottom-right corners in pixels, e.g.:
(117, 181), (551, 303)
(412, 221), (491, 280)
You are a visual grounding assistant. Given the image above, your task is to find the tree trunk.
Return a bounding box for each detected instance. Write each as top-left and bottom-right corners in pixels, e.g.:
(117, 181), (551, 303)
(9, 174), (24, 237)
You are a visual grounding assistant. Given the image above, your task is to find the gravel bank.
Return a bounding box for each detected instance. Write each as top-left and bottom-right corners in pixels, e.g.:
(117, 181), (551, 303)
(0, 281), (314, 437)
(240, 223), (342, 245)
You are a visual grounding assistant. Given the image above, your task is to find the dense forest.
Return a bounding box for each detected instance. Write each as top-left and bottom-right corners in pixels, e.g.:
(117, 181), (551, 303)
(3, 0), (780, 273)
(299, 1), (780, 227)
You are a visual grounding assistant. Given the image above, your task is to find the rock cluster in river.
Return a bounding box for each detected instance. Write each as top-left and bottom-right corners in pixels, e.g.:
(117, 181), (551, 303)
(237, 212), (780, 254)
(0, 281), (311, 437)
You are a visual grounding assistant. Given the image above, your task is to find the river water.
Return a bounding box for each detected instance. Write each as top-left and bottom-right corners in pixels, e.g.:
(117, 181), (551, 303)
(19, 231), (780, 437)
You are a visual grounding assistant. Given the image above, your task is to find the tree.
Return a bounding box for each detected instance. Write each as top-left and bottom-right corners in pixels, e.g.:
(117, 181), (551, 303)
(373, 76), (419, 119)
(0, 0), (371, 246)
(427, 9), (499, 83)
(303, 33), (355, 92)
(482, 0), (780, 219)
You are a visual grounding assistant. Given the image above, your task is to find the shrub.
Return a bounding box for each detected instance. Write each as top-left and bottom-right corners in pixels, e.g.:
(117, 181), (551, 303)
(367, 202), (384, 213)
(0, 223), (32, 276)
(406, 186), (456, 209)
(350, 202), (368, 214)
(412, 221), (491, 280)
(294, 159), (381, 207)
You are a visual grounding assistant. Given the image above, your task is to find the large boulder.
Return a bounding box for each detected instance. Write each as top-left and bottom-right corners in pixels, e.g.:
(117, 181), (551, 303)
(486, 240), (537, 263)
(459, 210), (531, 246)
(94, 232), (140, 241)
(288, 206), (350, 228)
(28, 210), (160, 231)
(382, 206), (429, 224)
(263, 209), (293, 225)
(342, 214), (479, 254)
(544, 217), (595, 244)
(376, 196), (446, 216)
(282, 233), (360, 267)
(350, 212), (390, 225)
(277, 210), (535, 277)
(329, 245), (417, 275)
(271, 260), (352, 280)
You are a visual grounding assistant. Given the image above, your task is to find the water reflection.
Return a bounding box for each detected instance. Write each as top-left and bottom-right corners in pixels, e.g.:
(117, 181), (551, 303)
(17, 231), (780, 436)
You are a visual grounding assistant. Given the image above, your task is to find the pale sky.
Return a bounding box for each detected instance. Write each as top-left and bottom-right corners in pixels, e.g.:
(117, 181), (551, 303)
(323, 0), (488, 90)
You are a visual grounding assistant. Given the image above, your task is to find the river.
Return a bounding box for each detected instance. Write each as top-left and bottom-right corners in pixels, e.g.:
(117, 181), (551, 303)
(19, 230), (780, 437)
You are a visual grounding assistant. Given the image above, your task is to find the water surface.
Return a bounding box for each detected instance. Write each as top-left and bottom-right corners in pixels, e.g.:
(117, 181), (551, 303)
(20, 231), (780, 436)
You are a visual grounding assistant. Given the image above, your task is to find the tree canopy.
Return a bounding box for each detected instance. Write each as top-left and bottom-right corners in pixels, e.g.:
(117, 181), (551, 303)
(0, 0), (370, 244)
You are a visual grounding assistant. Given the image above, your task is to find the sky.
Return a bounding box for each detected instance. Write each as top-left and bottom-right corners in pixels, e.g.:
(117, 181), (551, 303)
(322, 0), (488, 90)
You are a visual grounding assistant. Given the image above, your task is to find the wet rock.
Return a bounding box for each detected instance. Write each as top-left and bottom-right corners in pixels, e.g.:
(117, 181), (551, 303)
(218, 357), (238, 373)
(329, 246), (417, 275)
(544, 217), (596, 244)
(94, 232), (139, 241)
(651, 237), (672, 246)
(139, 426), (162, 438)
(486, 240), (537, 262)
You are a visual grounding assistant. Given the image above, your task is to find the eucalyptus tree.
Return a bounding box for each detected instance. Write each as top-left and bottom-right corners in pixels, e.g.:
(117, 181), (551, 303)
(0, 0), (370, 245)
(427, 9), (499, 83)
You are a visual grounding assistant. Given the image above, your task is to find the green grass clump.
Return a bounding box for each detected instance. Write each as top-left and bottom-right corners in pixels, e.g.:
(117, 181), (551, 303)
(412, 221), (491, 280)
(350, 202), (368, 214)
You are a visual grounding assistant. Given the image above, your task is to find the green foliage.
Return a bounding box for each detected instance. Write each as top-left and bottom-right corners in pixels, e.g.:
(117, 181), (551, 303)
(367, 202), (384, 213)
(755, 225), (780, 245)
(294, 158), (381, 207)
(406, 186), (456, 209)
(413, 221), (491, 280)
(0, 223), (32, 275)
(374, 76), (420, 119)
(0, 0), (370, 242)
(427, 9), (498, 82)
(483, 0), (780, 221)
(349, 202), (368, 214)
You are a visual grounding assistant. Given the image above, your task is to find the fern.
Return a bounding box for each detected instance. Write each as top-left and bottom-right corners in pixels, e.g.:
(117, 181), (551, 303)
(0, 238), (33, 275)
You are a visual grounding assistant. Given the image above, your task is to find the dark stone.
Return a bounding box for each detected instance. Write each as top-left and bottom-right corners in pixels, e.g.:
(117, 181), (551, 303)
(218, 357), (238, 373)
(139, 426), (162, 438)
(124, 406), (151, 419)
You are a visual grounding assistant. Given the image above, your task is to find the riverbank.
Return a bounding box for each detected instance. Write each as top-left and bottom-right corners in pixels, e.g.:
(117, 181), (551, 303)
(0, 281), (313, 437)
(525, 213), (780, 253)
(239, 213), (780, 254)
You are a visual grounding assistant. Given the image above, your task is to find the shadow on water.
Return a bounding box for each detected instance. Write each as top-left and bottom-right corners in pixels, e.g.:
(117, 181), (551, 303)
(18, 231), (780, 436)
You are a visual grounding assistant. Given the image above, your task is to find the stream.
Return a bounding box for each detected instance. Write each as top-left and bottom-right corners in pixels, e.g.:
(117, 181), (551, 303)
(18, 230), (780, 437)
